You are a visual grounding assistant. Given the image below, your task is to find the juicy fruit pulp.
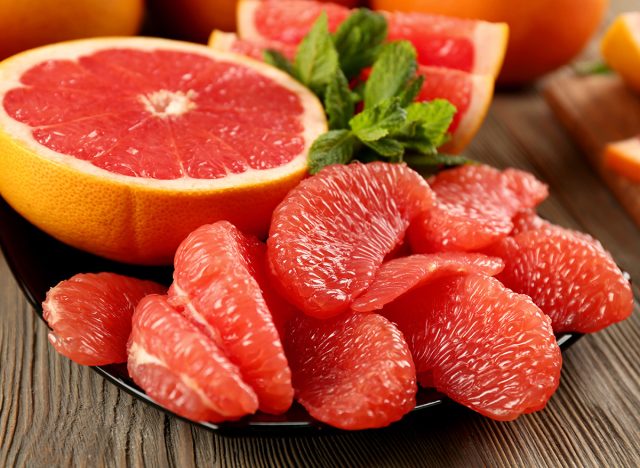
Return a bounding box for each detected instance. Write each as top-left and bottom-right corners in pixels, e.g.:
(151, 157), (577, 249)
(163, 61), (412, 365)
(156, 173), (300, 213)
(43, 272), (165, 366)
(128, 294), (259, 422)
(409, 164), (548, 253)
(268, 162), (434, 318)
(488, 226), (634, 333)
(383, 274), (562, 421)
(170, 221), (293, 414)
(285, 313), (417, 430)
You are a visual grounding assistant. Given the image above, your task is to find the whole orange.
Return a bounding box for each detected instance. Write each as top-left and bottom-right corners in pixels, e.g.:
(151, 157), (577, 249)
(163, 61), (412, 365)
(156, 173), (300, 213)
(370, 0), (608, 84)
(0, 0), (143, 60)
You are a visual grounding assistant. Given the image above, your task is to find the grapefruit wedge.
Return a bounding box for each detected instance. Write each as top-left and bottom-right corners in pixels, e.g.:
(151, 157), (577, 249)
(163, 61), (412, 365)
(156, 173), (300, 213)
(601, 12), (640, 94)
(237, 0), (507, 77)
(0, 37), (326, 265)
(603, 136), (640, 183)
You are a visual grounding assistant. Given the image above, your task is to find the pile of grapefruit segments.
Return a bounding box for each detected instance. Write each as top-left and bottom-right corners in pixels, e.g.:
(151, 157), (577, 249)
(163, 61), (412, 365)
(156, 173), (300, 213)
(210, 0), (509, 154)
(42, 162), (633, 431)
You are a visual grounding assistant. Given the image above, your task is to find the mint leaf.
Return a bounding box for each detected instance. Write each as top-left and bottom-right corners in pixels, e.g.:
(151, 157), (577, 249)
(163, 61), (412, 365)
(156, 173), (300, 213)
(364, 41), (417, 108)
(308, 129), (358, 174)
(350, 97), (406, 141)
(363, 137), (404, 158)
(397, 99), (456, 150)
(294, 12), (339, 95)
(264, 49), (294, 76)
(333, 9), (388, 79)
(324, 69), (357, 129)
(404, 153), (475, 167)
(397, 75), (425, 108)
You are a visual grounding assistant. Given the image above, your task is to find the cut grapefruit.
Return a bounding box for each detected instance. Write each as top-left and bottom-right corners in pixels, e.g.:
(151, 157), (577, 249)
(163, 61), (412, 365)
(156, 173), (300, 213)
(285, 312), (417, 430)
(267, 162), (434, 319)
(237, 0), (507, 77)
(169, 221), (293, 414)
(209, 30), (297, 62)
(43, 272), (165, 366)
(383, 274), (562, 421)
(0, 37), (326, 265)
(603, 137), (640, 183)
(601, 12), (640, 94)
(128, 294), (259, 422)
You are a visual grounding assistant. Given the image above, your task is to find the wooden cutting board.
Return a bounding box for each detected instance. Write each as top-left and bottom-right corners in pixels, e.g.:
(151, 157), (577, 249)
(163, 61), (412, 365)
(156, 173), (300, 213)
(544, 73), (640, 228)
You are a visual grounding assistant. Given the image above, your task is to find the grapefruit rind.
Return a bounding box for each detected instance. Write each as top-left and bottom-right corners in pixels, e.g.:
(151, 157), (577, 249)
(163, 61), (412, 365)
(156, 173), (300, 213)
(473, 22), (509, 78)
(603, 136), (640, 183)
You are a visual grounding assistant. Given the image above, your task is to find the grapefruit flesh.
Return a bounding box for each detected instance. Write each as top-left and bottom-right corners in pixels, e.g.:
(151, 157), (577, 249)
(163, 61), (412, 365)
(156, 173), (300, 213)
(128, 294), (259, 422)
(408, 164), (548, 253)
(169, 221), (293, 414)
(237, 0), (507, 77)
(510, 209), (551, 236)
(351, 252), (504, 312)
(486, 226), (634, 334)
(267, 162), (434, 319)
(209, 30), (297, 61)
(383, 274), (562, 421)
(42, 272), (165, 366)
(285, 312), (417, 430)
(0, 37), (326, 265)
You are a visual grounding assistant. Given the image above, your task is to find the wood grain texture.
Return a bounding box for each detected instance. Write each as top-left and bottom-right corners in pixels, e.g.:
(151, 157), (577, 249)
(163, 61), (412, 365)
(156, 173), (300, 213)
(2, 1), (640, 466)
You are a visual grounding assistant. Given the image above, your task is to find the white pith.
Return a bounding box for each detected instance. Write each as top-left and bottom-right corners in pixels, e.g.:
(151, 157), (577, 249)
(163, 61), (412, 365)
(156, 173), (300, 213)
(0, 36), (327, 191)
(454, 73), (494, 149)
(472, 22), (509, 77)
(237, 1), (262, 41)
(139, 89), (198, 117)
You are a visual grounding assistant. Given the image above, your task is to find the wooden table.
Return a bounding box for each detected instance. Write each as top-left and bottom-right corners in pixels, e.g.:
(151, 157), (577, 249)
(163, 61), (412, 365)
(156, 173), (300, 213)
(2, 4), (639, 467)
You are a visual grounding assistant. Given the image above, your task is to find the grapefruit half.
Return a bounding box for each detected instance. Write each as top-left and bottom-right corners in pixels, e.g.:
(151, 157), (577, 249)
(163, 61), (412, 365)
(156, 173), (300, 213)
(0, 37), (326, 265)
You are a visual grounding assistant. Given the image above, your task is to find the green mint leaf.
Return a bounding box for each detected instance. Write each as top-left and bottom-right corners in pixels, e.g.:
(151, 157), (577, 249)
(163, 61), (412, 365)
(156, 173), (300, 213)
(572, 60), (612, 76)
(332, 9), (388, 79)
(324, 69), (356, 129)
(363, 137), (404, 158)
(404, 153), (476, 167)
(397, 75), (425, 108)
(308, 129), (357, 174)
(294, 12), (339, 95)
(350, 97), (406, 142)
(393, 99), (456, 152)
(364, 41), (417, 108)
(264, 49), (295, 76)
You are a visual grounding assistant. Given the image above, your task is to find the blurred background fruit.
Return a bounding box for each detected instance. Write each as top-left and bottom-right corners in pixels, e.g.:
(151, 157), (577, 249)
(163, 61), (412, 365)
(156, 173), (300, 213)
(0, 0), (144, 60)
(601, 12), (640, 93)
(148, 0), (361, 43)
(371, 0), (609, 85)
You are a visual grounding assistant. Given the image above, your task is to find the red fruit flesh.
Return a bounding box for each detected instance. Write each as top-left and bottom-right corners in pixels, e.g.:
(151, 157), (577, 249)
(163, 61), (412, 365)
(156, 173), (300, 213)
(267, 162), (434, 318)
(510, 210), (551, 235)
(42, 272), (165, 366)
(127, 295), (259, 422)
(487, 227), (634, 333)
(352, 252), (504, 312)
(170, 221), (293, 414)
(383, 274), (562, 421)
(409, 164), (548, 253)
(285, 313), (417, 430)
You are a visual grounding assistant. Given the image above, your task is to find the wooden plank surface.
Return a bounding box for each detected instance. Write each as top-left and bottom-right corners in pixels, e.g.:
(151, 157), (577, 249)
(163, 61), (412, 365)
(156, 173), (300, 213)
(2, 2), (640, 467)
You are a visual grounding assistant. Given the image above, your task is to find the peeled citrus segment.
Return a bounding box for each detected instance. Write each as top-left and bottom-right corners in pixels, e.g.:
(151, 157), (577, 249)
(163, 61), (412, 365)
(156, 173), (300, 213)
(169, 221), (293, 415)
(285, 312), (416, 430)
(128, 294), (259, 422)
(268, 162), (434, 318)
(486, 227), (634, 334)
(601, 12), (640, 93)
(42, 272), (165, 366)
(408, 164), (548, 253)
(209, 30), (297, 62)
(416, 66), (494, 153)
(351, 253), (504, 312)
(603, 136), (640, 183)
(237, 0), (507, 77)
(0, 37), (326, 265)
(383, 274), (562, 421)
(510, 210), (550, 236)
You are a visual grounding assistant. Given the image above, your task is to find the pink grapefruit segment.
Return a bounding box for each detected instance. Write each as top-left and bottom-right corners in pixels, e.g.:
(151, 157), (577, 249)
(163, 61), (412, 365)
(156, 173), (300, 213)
(267, 162), (434, 319)
(169, 221), (293, 415)
(351, 252), (504, 312)
(209, 30), (297, 62)
(42, 272), (165, 366)
(285, 312), (417, 430)
(128, 294), (259, 422)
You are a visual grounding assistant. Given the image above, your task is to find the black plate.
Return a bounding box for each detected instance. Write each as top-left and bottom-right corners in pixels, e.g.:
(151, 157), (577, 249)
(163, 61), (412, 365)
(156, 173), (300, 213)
(0, 197), (583, 432)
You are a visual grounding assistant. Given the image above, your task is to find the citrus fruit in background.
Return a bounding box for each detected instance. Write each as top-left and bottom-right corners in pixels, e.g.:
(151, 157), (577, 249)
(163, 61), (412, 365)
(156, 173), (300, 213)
(408, 164), (548, 253)
(43, 273), (165, 366)
(238, 0), (507, 77)
(170, 222), (293, 414)
(486, 226), (634, 334)
(371, 0), (608, 84)
(285, 312), (416, 430)
(0, 0), (143, 60)
(351, 253), (504, 312)
(0, 37), (326, 265)
(604, 137), (640, 183)
(383, 274), (562, 421)
(267, 162), (433, 319)
(602, 12), (640, 94)
(128, 294), (260, 422)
